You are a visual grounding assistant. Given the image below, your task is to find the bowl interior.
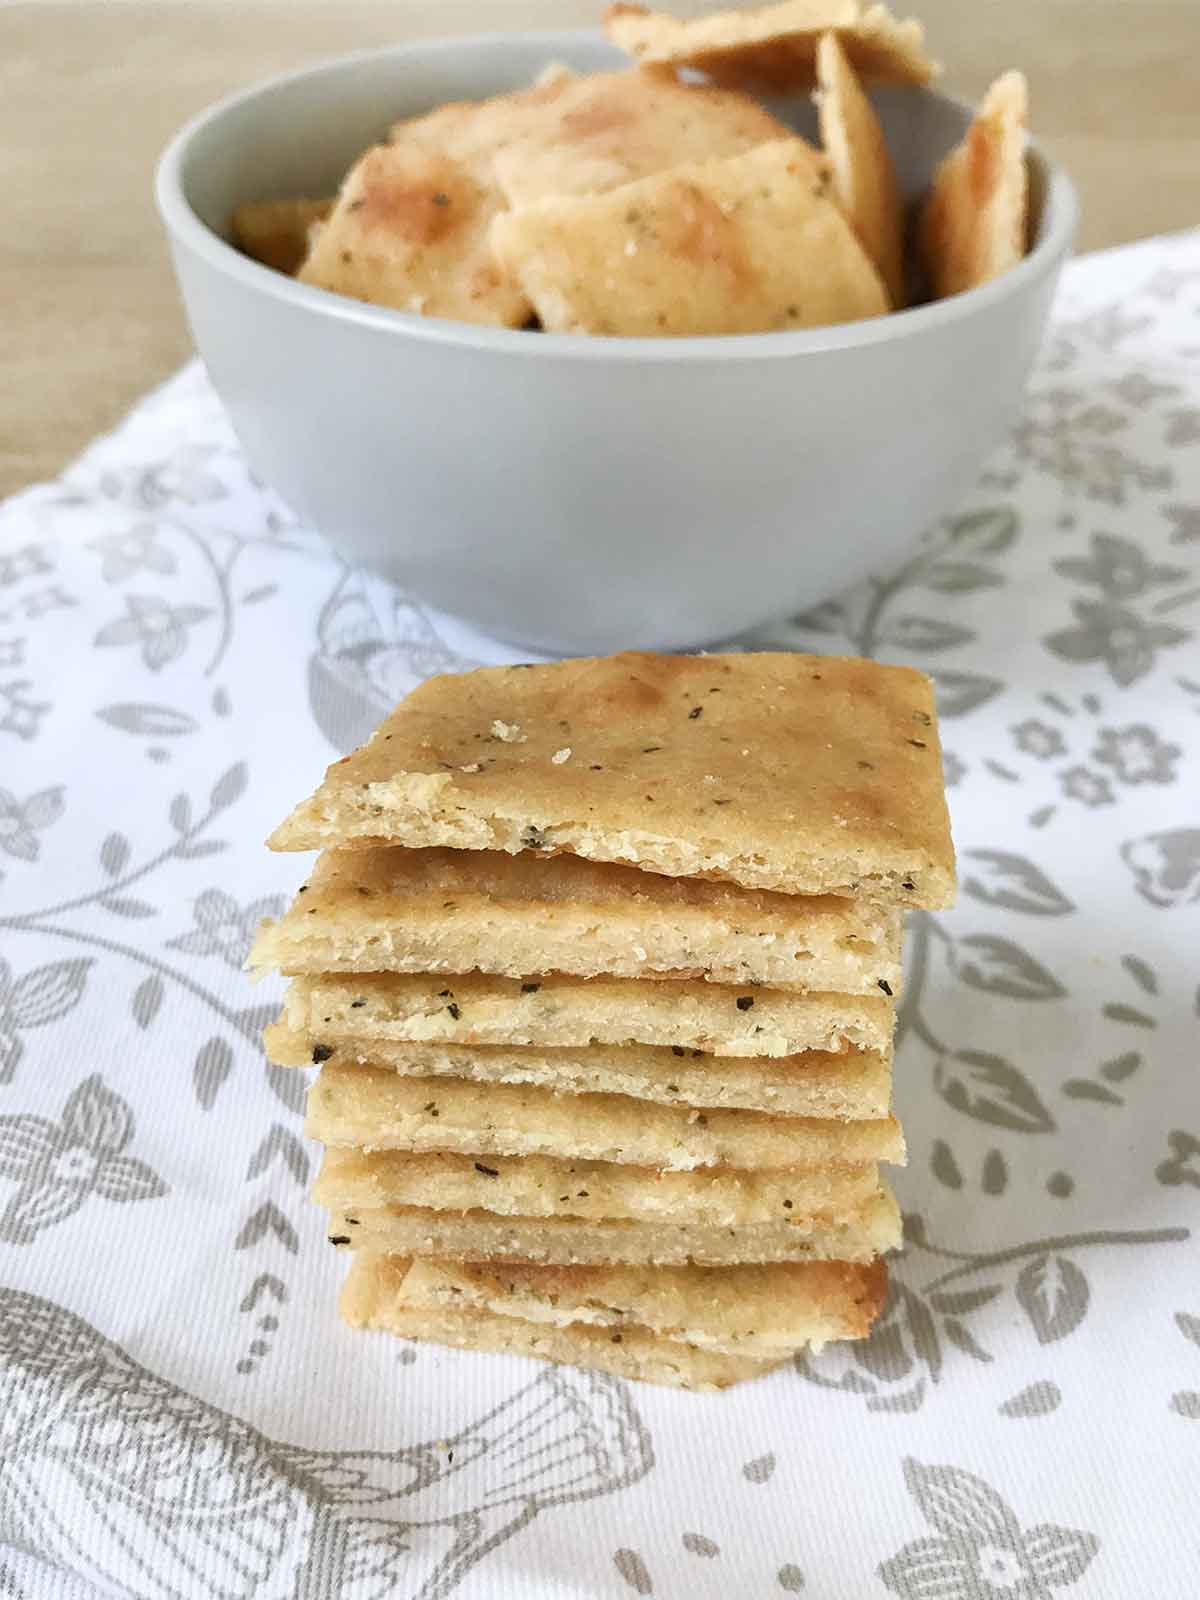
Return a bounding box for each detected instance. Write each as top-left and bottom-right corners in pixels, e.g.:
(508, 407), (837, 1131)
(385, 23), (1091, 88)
(177, 32), (1051, 260)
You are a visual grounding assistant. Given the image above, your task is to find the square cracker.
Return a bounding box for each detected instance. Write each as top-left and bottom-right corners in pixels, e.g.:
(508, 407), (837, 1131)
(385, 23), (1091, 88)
(269, 650), (956, 907)
(251, 845), (903, 995)
(491, 67), (821, 207)
(325, 1184), (902, 1264)
(920, 70), (1029, 299)
(816, 31), (905, 308)
(230, 198), (333, 276)
(340, 1255), (778, 1389)
(490, 139), (888, 336)
(604, 0), (938, 93)
(265, 1022), (893, 1120)
(298, 139), (529, 326)
(314, 1146), (881, 1227)
(402, 1255), (887, 1358)
(305, 1060), (905, 1170)
(284, 971), (894, 1058)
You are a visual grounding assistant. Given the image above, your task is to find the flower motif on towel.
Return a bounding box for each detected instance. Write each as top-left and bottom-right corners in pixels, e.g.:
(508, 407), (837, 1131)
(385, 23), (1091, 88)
(93, 593), (213, 672)
(0, 1074), (168, 1246)
(880, 1458), (1099, 1597)
(167, 887), (284, 969)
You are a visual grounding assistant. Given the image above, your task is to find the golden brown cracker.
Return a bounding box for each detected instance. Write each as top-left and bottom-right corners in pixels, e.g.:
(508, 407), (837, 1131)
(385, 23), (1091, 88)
(251, 845), (903, 995)
(305, 1061), (904, 1169)
(298, 139), (528, 326)
(341, 1254), (777, 1388)
(264, 1022), (893, 1120)
(230, 198), (333, 275)
(269, 651), (956, 908)
(403, 1254), (887, 1357)
(816, 31), (905, 306)
(490, 139), (888, 336)
(284, 970), (894, 1058)
(604, 0), (937, 93)
(314, 1145), (880, 1227)
(921, 70), (1029, 298)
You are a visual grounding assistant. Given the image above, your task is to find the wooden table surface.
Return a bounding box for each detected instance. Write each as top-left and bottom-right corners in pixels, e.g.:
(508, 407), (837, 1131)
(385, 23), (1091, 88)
(3, 0), (1197, 497)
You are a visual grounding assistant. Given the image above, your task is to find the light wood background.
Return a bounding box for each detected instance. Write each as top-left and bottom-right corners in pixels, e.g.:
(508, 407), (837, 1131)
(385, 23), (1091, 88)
(3, 1), (1197, 496)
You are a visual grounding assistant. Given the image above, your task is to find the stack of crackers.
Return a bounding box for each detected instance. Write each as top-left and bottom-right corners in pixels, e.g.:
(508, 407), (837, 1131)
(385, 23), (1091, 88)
(254, 651), (954, 1389)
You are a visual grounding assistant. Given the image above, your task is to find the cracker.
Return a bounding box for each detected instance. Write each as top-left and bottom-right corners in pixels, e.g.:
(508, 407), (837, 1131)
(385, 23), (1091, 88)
(604, 1), (937, 93)
(491, 68), (818, 208)
(315, 1146), (880, 1227)
(251, 845), (903, 995)
(325, 1184), (901, 1264)
(920, 70), (1029, 299)
(298, 139), (529, 326)
(265, 1022), (893, 1120)
(490, 140), (887, 336)
(307, 1061), (904, 1170)
(341, 1255), (777, 1389)
(402, 1254), (886, 1357)
(230, 198), (333, 276)
(284, 971), (894, 1057)
(268, 651), (956, 907)
(816, 31), (905, 307)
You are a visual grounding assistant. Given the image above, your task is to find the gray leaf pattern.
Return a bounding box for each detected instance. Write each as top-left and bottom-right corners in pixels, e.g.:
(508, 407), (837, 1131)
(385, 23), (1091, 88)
(1016, 1257), (1090, 1344)
(961, 851), (1075, 916)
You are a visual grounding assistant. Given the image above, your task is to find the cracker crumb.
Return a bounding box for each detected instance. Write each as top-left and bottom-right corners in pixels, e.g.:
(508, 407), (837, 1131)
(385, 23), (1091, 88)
(492, 720), (526, 743)
(551, 747), (572, 764)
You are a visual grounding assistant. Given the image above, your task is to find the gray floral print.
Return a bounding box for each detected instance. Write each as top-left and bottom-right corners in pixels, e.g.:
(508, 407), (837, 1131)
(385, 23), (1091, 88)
(89, 526), (177, 583)
(0, 1073), (168, 1245)
(167, 887), (284, 968)
(879, 1458), (1099, 1598)
(0, 544), (52, 586)
(1092, 724), (1180, 784)
(1044, 599), (1190, 686)
(0, 639), (24, 669)
(1011, 719), (1066, 760)
(1055, 531), (1185, 599)
(942, 751), (966, 788)
(1058, 766), (1114, 808)
(94, 593), (213, 671)
(1121, 830), (1200, 908)
(0, 679), (50, 740)
(0, 958), (92, 1083)
(0, 786), (63, 862)
(1157, 1131), (1199, 1189)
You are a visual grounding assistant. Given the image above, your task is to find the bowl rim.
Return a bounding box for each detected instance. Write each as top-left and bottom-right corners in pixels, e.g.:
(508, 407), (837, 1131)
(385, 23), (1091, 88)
(155, 28), (1080, 363)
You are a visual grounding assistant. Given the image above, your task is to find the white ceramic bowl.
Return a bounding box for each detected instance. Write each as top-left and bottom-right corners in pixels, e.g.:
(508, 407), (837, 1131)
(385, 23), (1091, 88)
(156, 31), (1077, 654)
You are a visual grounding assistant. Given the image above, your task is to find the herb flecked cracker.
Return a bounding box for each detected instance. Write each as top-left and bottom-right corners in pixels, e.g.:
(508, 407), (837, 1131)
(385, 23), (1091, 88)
(305, 1061), (904, 1170)
(604, 0), (938, 94)
(283, 970), (894, 1058)
(251, 845), (903, 995)
(265, 1024), (893, 1120)
(323, 1184), (901, 1265)
(299, 138), (529, 326)
(816, 31), (905, 308)
(341, 1255), (779, 1390)
(314, 1146), (882, 1227)
(269, 651), (956, 907)
(490, 140), (888, 336)
(401, 1254), (887, 1358)
(920, 69), (1029, 299)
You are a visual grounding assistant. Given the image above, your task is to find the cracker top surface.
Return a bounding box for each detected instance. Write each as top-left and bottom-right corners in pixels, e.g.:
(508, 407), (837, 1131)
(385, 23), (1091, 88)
(271, 651), (955, 906)
(604, 0), (938, 94)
